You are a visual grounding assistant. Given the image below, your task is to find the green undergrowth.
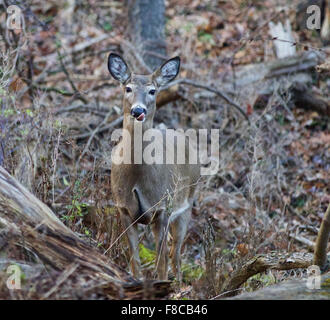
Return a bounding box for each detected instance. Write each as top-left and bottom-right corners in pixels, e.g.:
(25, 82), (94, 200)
(139, 244), (204, 282)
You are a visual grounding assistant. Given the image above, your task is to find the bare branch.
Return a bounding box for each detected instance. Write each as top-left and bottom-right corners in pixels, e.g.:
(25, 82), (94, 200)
(161, 78), (250, 122)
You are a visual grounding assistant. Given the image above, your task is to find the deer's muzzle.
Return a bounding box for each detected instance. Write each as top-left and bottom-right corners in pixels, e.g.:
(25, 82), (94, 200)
(131, 105), (147, 121)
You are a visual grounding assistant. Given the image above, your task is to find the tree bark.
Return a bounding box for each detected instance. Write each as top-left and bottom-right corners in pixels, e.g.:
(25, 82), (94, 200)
(0, 166), (171, 299)
(221, 252), (314, 297)
(126, 0), (167, 71)
(314, 203), (330, 270)
(291, 83), (330, 117)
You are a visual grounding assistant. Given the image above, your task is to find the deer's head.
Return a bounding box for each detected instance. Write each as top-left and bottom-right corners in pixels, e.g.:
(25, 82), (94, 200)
(108, 53), (180, 125)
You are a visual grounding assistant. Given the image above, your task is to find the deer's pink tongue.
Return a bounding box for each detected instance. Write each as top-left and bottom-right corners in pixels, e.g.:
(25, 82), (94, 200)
(137, 113), (145, 121)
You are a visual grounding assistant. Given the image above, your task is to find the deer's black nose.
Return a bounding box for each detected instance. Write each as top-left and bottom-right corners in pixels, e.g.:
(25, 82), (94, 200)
(131, 106), (147, 119)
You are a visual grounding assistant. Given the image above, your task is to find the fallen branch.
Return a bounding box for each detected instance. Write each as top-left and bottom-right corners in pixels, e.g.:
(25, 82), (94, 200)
(55, 104), (110, 117)
(221, 252), (314, 297)
(78, 111), (113, 161)
(57, 48), (88, 104)
(0, 166), (171, 299)
(221, 201), (330, 297)
(289, 233), (315, 251)
(291, 82), (330, 116)
(35, 34), (117, 63)
(229, 51), (323, 88)
(156, 86), (181, 107)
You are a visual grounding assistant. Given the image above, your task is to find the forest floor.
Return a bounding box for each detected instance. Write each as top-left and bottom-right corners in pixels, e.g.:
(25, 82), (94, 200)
(0, 0), (329, 299)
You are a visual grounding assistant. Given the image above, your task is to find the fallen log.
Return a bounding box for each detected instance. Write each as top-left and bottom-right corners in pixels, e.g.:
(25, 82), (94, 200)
(0, 166), (171, 299)
(220, 203), (330, 298)
(223, 51), (328, 115)
(222, 51), (324, 91)
(221, 252), (314, 297)
(291, 82), (330, 117)
(230, 273), (330, 300)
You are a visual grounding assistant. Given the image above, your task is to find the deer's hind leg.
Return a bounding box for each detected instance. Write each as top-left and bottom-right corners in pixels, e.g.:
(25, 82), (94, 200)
(119, 208), (141, 279)
(169, 202), (191, 282)
(151, 210), (169, 280)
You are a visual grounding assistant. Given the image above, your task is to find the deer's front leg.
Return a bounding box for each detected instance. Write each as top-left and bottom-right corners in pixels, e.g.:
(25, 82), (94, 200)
(120, 209), (141, 279)
(152, 211), (169, 280)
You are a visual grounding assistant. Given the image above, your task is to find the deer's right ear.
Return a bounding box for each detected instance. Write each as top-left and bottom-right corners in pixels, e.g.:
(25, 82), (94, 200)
(108, 53), (131, 84)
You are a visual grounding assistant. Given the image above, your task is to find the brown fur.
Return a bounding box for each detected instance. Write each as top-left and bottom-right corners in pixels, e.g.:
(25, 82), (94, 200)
(109, 54), (200, 280)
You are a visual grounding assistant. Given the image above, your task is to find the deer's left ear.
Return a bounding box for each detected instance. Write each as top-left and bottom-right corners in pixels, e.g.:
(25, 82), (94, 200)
(153, 56), (180, 87)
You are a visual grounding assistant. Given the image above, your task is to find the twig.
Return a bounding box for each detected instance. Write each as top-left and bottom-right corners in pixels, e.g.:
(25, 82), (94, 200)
(43, 263), (79, 299)
(120, 39), (152, 73)
(289, 233), (315, 251)
(78, 111), (112, 162)
(74, 116), (123, 140)
(57, 48), (88, 104)
(286, 204), (312, 225)
(17, 61), (54, 98)
(161, 78), (249, 122)
(35, 34), (116, 63)
(55, 104), (109, 116)
(210, 288), (241, 300)
(268, 36), (327, 53)
(30, 85), (78, 97)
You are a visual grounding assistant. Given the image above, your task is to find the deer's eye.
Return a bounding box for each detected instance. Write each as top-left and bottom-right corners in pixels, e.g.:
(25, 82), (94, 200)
(148, 89), (156, 95)
(126, 87), (132, 93)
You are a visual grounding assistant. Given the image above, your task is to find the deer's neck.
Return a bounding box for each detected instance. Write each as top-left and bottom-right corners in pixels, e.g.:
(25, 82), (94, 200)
(122, 114), (154, 163)
(123, 113), (153, 135)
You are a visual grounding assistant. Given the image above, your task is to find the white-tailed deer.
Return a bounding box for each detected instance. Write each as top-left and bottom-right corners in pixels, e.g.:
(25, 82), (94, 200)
(108, 53), (200, 281)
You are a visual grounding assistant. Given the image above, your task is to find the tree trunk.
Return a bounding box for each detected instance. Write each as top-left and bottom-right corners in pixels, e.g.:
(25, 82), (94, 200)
(314, 203), (330, 270)
(126, 0), (167, 71)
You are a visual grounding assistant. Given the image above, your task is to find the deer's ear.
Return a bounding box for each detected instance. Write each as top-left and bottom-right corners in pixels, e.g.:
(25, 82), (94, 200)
(153, 56), (180, 87)
(108, 53), (131, 84)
